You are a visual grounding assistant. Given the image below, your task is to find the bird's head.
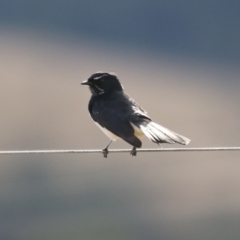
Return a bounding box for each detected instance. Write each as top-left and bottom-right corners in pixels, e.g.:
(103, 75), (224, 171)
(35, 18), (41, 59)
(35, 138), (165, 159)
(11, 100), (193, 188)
(81, 72), (123, 95)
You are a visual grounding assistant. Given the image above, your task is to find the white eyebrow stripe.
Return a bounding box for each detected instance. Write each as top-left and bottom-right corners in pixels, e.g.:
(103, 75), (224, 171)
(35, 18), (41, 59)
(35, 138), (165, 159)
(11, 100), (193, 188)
(93, 74), (107, 80)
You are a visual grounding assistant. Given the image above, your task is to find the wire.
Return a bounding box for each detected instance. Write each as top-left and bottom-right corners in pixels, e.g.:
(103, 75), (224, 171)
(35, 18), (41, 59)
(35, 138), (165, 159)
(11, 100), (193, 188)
(0, 147), (240, 155)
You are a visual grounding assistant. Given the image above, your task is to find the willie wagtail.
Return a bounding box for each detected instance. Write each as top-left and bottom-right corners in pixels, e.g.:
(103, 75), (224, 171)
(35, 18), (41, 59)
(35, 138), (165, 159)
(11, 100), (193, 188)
(81, 72), (190, 157)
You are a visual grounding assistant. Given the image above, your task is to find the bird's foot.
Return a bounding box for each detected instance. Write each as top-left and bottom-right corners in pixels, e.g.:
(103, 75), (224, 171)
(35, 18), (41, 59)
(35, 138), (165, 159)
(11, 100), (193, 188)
(130, 147), (137, 157)
(102, 147), (109, 158)
(102, 140), (112, 158)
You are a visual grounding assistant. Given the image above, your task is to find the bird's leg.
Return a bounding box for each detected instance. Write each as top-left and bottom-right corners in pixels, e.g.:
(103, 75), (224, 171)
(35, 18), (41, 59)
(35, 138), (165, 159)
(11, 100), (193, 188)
(102, 140), (112, 158)
(130, 146), (137, 156)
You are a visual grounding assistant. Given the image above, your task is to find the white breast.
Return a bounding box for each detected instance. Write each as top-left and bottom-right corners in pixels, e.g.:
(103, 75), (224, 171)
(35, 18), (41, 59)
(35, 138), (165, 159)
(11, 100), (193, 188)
(95, 122), (119, 141)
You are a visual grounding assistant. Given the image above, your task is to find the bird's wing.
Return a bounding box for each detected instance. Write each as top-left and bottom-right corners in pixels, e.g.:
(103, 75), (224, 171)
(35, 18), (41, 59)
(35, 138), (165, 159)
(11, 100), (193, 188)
(91, 107), (134, 138)
(124, 93), (152, 123)
(90, 93), (142, 147)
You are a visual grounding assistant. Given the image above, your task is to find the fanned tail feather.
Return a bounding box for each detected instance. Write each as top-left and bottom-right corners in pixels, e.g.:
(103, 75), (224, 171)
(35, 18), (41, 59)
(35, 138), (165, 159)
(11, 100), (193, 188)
(137, 121), (190, 145)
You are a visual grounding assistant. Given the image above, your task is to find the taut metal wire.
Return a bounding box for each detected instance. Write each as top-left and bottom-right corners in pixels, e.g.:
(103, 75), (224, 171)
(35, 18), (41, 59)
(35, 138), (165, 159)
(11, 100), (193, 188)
(0, 147), (240, 155)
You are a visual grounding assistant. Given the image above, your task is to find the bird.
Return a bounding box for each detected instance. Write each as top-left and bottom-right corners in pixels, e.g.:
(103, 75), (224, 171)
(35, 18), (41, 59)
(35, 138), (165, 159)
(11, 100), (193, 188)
(81, 72), (190, 157)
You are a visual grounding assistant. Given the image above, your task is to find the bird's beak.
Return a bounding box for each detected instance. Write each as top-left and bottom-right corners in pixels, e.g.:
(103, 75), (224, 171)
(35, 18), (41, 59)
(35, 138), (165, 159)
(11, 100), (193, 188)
(81, 80), (90, 85)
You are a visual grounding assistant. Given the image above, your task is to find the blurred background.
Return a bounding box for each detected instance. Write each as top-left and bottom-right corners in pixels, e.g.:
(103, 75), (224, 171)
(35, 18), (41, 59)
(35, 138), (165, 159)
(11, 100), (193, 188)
(0, 1), (240, 239)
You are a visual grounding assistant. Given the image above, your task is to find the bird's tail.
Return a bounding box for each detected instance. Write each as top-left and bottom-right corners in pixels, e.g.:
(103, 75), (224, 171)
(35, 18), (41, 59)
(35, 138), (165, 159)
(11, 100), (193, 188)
(135, 120), (190, 145)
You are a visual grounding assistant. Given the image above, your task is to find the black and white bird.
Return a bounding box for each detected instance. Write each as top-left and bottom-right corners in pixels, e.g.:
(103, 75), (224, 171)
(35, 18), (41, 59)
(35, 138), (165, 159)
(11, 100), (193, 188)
(81, 72), (190, 157)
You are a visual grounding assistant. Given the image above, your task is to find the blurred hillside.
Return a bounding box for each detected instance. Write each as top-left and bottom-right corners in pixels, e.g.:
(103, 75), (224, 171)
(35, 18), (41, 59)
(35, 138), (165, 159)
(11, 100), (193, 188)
(0, 1), (240, 65)
(0, 1), (240, 240)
